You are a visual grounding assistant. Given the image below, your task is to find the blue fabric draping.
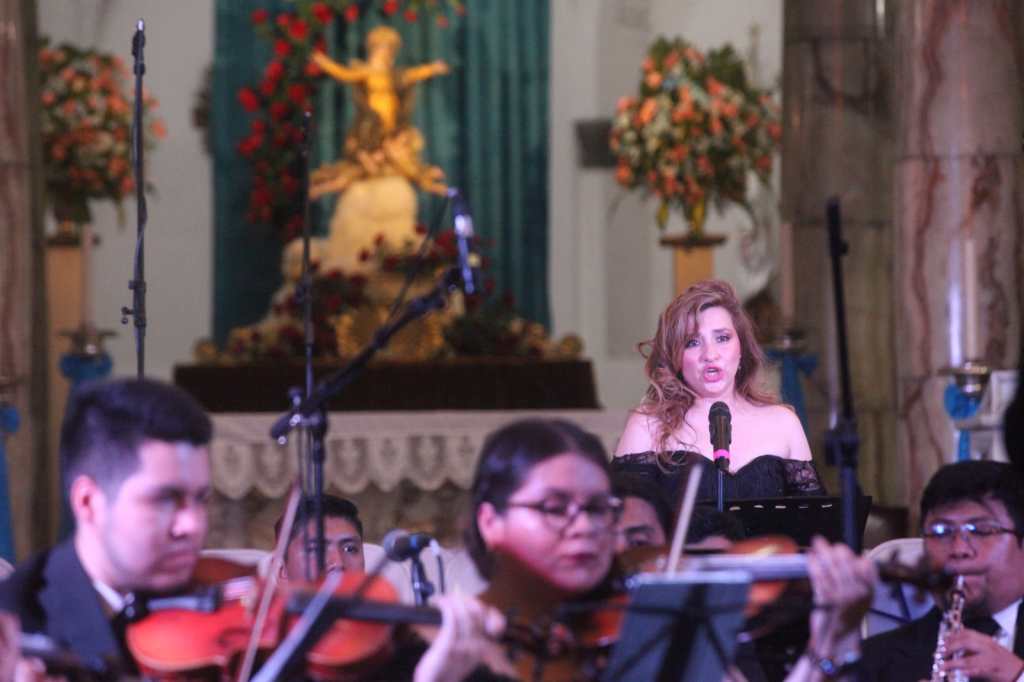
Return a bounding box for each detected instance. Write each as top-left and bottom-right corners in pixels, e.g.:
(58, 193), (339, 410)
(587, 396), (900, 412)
(944, 383), (982, 461)
(58, 353), (113, 386)
(766, 349), (817, 429)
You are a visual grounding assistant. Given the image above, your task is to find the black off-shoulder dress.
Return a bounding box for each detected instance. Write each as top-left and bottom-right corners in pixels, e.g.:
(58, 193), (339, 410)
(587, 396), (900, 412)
(611, 450), (826, 509)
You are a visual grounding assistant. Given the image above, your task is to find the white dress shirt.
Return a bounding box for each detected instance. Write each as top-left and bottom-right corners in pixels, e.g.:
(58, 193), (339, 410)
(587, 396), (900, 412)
(991, 599), (1024, 682)
(92, 578), (126, 614)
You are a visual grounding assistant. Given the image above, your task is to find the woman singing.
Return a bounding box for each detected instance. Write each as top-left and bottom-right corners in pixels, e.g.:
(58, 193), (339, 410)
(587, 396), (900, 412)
(614, 279), (825, 508)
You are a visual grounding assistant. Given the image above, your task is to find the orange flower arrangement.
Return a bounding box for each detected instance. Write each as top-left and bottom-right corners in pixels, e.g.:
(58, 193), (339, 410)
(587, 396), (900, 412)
(610, 37), (781, 232)
(38, 41), (165, 223)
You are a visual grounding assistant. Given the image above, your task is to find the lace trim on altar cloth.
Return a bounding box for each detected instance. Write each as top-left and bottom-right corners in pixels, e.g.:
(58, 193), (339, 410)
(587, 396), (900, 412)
(208, 410), (628, 499)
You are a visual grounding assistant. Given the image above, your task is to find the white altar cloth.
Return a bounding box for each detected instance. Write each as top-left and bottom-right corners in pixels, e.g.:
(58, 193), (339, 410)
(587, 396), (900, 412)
(210, 410), (629, 499)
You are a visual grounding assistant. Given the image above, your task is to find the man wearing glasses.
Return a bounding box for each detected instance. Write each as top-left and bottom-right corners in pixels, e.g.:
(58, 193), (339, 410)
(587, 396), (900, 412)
(861, 460), (1024, 681)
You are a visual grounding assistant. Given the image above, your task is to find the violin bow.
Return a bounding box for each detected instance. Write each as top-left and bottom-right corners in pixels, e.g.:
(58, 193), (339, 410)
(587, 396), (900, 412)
(237, 483), (302, 682)
(665, 458), (705, 574)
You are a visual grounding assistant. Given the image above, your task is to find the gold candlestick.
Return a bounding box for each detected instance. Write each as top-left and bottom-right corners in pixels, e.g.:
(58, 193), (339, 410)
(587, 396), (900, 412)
(940, 359), (991, 399)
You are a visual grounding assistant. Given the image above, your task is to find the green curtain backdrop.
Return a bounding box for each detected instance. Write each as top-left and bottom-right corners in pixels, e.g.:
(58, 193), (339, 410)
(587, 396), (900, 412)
(212, 0), (549, 344)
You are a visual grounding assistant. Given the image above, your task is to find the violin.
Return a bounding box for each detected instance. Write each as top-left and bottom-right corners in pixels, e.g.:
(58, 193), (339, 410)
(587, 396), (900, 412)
(124, 556), (602, 681)
(618, 535), (949, 630)
(124, 558), (425, 680)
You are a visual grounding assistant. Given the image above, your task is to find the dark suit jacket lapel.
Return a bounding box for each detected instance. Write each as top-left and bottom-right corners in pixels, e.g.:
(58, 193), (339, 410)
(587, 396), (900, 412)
(1014, 600), (1024, 657)
(38, 540), (123, 669)
(887, 608), (942, 681)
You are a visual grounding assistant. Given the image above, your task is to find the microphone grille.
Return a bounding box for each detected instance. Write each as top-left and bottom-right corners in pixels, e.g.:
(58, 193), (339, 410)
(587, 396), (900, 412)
(382, 528), (407, 557)
(709, 401), (730, 418)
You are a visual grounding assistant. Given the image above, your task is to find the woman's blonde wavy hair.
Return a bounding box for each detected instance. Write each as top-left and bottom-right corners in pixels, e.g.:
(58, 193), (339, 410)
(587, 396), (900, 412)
(638, 279), (777, 459)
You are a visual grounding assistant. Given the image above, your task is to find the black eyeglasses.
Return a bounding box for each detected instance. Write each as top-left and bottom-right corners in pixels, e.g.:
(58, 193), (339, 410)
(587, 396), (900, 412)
(922, 521), (1020, 543)
(504, 495), (624, 532)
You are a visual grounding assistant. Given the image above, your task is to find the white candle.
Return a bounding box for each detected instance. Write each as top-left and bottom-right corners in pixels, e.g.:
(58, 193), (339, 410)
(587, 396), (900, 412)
(778, 221), (795, 322)
(963, 235), (979, 360)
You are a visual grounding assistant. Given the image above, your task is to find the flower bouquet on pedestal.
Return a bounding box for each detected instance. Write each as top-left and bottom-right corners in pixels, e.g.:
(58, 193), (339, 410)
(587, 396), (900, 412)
(39, 41), (165, 226)
(610, 37), (781, 239)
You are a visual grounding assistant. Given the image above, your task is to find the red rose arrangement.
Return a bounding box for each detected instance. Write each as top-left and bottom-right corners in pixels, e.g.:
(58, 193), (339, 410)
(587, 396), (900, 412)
(237, 0), (464, 242)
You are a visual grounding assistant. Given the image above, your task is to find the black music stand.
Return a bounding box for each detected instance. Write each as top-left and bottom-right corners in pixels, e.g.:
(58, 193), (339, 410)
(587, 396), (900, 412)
(723, 495), (872, 546)
(603, 572), (750, 682)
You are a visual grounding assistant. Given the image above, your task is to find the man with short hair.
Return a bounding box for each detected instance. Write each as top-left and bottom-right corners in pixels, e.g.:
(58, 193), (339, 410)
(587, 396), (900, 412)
(276, 494), (366, 580)
(0, 378), (213, 673)
(861, 460), (1024, 681)
(0, 380), (503, 681)
(611, 472), (672, 553)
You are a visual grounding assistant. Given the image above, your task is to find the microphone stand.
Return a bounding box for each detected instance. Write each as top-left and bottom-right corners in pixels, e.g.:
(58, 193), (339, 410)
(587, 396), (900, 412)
(291, 110), (327, 579)
(717, 466), (725, 513)
(409, 554), (434, 606)
(270, 266), (463, 477)
(121, 19), (148, 378)
(823, 197), (863, 552)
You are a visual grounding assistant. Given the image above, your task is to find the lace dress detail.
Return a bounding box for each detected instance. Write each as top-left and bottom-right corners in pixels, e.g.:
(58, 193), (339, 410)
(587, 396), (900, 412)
(781, 459), (825, 494)
(611, 451), (826, 510)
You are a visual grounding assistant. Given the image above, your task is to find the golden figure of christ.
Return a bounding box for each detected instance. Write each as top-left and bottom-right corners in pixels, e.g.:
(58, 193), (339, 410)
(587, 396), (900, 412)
(309, 26), (450, 198)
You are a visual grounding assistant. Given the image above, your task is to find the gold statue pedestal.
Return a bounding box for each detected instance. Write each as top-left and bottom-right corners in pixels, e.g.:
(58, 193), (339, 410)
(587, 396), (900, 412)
(321, 175), (419, 275)
(335, 270), (451, 361)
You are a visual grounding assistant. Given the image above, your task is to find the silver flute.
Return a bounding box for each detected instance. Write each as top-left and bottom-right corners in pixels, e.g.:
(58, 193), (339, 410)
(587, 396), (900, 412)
(931, 574), (968, 682)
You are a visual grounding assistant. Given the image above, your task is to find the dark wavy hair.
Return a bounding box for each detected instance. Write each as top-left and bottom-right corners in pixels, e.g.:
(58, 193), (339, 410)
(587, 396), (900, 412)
(920, 460), (1024, 537)
(464, 419), (610, 579)
(60, 378), (212, 497)
(638, 279), (776, 461)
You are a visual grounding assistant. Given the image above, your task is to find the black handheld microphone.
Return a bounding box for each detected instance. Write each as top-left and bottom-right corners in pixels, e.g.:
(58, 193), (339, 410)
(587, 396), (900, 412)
(382, 529), (435, 562)
(448, 188), (479, 295)
(709, 401), (732, 473)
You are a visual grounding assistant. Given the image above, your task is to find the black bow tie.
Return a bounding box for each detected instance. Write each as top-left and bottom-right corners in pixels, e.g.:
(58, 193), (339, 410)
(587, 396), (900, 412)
(963, 615), (1001, 637)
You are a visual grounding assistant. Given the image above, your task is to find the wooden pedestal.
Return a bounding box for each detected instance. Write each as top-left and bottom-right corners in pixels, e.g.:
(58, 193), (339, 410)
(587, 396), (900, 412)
(659, 232), (727, 297)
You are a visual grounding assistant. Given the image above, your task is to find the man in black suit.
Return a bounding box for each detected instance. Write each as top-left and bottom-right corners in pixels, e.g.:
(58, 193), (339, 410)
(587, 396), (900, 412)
(0, 378), (214, 676)
(861, 460), (1024, 681)
(0, 379), (506, 682)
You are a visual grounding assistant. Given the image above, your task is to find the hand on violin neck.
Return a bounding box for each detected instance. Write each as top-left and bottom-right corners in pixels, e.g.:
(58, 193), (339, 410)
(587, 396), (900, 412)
(413, 593), (509, 682)
(805, 537), (875, 657)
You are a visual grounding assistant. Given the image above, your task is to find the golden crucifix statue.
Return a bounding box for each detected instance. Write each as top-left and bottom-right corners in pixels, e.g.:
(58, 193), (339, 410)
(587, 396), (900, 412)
(309, 26), (450, 198)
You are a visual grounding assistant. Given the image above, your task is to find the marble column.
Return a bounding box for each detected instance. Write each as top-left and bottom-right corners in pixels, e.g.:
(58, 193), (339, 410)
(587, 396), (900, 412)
(781, 2), (900, 505)
(0, 0), (52, 556)
(894, 0), (1024, 507)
